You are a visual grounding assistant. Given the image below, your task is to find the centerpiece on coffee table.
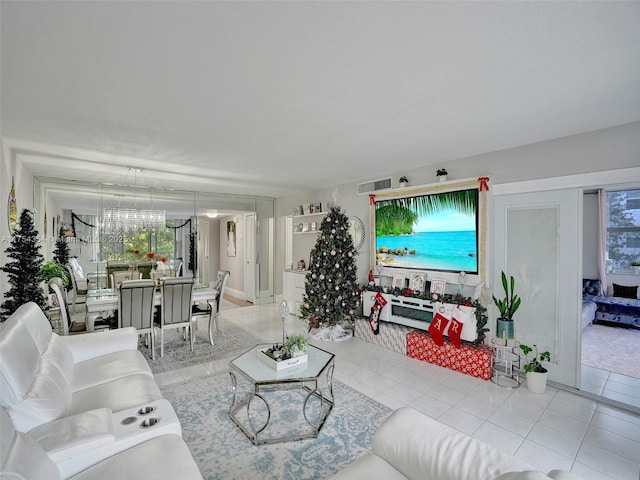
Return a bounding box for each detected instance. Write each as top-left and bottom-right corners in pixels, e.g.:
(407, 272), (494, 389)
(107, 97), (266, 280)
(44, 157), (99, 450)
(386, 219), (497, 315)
(259, 334), (308, 370)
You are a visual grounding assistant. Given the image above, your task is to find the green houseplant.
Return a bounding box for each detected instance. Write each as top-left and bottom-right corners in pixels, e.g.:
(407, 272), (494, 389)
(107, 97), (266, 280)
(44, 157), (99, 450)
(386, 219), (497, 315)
(519, 343), (551, 393)
(631, 260), (640, 274)
(40, 260), (70, 288)
(492, 271), (521, 340)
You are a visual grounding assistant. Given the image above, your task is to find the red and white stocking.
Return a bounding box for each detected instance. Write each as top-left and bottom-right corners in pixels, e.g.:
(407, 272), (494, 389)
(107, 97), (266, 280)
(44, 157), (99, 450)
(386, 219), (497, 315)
(368, 292), (387, 335)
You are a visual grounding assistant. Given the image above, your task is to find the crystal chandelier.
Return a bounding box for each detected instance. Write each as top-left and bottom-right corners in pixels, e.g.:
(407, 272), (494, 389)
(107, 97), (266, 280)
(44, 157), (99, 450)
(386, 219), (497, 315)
(102, 168), (166, 235)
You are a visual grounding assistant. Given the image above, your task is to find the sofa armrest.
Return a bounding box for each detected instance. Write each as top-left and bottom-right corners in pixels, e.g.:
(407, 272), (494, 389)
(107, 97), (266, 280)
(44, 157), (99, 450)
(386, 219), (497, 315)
(28, 407), (115, 462)
(59, 327), (139, 363)
(372, 408), (535, 480)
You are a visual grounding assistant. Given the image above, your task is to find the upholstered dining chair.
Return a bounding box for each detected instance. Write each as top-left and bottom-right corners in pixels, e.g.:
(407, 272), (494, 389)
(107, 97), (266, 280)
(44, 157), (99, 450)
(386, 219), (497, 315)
(206, 270), (230, 345)
(65, 264), (87, 314)
(118, 279), (156, 360)
(156, 277), (195, 357)
(110, 270), (142, 289)
(50, 281), (86, 335)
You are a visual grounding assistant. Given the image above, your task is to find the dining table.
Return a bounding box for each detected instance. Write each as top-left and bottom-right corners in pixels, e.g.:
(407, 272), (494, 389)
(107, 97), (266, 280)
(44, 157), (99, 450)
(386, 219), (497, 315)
(85, 282), (218, 332)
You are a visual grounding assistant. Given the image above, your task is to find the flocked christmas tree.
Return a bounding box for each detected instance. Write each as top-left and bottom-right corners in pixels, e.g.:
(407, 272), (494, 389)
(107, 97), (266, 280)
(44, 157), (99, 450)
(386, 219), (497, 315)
(53, 226), (70, 267)
(1, 209), (47, 320)
(300, 204), (360, 330)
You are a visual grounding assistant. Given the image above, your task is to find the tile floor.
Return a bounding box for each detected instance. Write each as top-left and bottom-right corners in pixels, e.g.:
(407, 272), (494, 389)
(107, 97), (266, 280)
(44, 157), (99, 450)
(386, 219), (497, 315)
(155, 303), (640, 480)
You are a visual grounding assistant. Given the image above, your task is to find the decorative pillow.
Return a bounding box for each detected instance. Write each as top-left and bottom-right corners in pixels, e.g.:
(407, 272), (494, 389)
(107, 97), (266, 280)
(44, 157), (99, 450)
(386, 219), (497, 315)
(447, 317), (464, 348)
(428, 313), (449, 346)
(582, 279), (601, 296)
(612, 283), (638, 299)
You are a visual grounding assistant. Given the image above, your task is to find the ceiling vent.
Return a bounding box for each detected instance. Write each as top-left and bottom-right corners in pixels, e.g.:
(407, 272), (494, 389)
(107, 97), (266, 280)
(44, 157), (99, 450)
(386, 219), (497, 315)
(357, 177), (392, 195)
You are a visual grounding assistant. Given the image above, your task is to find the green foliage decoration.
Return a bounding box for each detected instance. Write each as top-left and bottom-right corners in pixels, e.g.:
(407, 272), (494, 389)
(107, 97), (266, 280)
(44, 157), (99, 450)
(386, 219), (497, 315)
(519, 344), (551, 373)
(492, 271), (521, 321)
(1, 209), (47, 320)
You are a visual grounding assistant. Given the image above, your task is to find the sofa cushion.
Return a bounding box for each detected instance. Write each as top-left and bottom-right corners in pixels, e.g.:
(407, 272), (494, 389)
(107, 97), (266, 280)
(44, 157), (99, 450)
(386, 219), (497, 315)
(0, 312), (43, 407)
(70, 350), (153, 392)
(0, 407), (61, 480)
(8, 358), (71, 432)
(42, 334), (75, 385)
(69, 374), (162, 416)
(68, 434), (203, 480)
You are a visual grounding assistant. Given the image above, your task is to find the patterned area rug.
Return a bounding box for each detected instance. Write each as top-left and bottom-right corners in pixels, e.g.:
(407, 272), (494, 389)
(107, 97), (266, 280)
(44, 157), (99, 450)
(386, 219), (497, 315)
(140, 323), (262, 374)
(582, 324), (640, 379)
(160, 373), (392, 480)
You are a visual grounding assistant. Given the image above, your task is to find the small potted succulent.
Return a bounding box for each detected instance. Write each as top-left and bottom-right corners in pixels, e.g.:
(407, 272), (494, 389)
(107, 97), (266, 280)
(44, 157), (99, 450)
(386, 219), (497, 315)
(519, 343), (551, 393)
(630, 260), (640, 274)
(398, 176), (409, 188)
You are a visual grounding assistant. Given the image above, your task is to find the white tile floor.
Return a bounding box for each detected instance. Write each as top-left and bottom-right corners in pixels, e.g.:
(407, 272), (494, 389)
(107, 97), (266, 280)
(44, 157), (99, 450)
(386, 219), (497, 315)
(155, 303), (640, 480)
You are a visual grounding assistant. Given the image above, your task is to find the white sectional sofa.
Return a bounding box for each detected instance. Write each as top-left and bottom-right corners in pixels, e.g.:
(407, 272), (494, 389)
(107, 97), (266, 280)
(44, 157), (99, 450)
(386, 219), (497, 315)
(331, 407), (583, 480)
(0, 302), (202, 480)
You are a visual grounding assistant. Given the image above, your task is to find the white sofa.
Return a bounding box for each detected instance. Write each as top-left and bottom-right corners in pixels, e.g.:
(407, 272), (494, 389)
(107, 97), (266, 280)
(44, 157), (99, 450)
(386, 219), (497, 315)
(331, 407), (583, 480)
(0, 302), (202, 480)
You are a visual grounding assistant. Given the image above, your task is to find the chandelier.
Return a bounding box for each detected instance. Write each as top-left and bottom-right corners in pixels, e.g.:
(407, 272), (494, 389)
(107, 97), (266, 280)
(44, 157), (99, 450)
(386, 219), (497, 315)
(102, 168), (166, 235)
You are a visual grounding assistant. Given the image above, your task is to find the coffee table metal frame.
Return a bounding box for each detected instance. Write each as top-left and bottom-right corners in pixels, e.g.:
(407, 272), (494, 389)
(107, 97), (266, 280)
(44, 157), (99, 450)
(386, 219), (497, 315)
(228, 344), (335, 445)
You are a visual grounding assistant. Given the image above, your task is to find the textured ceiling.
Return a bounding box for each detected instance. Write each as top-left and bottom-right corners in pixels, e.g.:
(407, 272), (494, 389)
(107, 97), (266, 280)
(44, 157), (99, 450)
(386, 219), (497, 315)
(2, 1), (640, 200)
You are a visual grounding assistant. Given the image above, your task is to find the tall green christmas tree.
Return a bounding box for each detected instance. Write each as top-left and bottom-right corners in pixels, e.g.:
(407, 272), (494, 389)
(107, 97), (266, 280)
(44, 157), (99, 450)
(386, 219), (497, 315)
(53, 226), (70, 267)
(1, 209), (46, 320)
(300, 205), (360, 330)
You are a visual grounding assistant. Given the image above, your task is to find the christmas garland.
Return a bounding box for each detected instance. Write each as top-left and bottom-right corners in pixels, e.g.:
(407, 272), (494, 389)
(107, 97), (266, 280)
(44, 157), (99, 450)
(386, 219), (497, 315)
(360, 284), (488, 344)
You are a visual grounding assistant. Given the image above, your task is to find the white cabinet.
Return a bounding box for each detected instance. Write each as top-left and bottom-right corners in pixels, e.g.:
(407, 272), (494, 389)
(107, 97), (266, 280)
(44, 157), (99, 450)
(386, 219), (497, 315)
(283, 269), (307, 316)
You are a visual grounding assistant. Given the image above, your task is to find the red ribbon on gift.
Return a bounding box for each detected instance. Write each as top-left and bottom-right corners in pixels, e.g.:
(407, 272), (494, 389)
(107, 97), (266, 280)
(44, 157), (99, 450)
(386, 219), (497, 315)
(478, 177), (490, 191)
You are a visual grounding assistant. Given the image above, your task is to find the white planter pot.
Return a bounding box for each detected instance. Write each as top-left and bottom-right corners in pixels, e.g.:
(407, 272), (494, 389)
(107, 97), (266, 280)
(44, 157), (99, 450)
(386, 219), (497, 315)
(632, 266), (640, 275)
(526, 371), (548, 393)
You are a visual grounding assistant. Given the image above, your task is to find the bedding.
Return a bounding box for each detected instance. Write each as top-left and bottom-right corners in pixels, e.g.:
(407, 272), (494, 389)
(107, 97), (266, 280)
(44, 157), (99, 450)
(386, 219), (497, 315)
(582, 278), (640, 329)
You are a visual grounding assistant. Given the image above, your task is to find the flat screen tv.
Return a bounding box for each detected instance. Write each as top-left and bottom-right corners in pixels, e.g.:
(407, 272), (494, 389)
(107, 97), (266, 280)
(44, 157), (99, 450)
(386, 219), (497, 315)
(374, 188), (479, 274)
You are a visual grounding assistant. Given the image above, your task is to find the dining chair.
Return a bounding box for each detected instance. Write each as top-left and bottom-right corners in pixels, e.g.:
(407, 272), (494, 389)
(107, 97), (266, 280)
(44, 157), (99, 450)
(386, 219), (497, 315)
(206, 270), (230, 345)
(110, 270), (142, 289)
(118, 279), (156, 360)
(50, 281), (86, 335)
(156, 277), (195, 357)
(65, 264), (87, 314)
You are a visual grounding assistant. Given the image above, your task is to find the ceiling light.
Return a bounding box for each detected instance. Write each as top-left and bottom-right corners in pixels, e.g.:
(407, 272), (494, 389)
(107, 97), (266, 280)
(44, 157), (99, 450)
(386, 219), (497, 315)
(102, 168), (165, 235)
(206, 212), (218, 218)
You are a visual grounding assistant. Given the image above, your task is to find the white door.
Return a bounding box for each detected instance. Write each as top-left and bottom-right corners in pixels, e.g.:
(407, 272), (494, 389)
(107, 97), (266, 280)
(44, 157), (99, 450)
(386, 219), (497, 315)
(494, 188), (582, 388)
(244, 213), (256, 303)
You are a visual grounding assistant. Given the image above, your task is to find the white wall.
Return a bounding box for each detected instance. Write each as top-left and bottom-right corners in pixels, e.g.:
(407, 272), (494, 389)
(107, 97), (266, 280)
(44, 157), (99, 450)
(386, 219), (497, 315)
(275, 122), (640, 295)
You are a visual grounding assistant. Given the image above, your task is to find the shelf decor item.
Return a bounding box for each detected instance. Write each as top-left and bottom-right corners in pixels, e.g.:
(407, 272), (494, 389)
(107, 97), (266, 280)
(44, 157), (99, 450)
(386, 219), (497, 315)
(259, 333), (309, 370)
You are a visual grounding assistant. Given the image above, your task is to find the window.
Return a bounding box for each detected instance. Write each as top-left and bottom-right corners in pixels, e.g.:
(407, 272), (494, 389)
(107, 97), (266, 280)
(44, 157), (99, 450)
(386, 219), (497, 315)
(606, 189), (640, 269)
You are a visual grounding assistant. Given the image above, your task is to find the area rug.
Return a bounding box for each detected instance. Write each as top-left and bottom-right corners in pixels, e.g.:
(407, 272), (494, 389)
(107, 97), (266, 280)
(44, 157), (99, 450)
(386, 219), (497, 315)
(140, 323), (262, 374)
(160, 372), (392, 480)
(582, 324), (640, 379)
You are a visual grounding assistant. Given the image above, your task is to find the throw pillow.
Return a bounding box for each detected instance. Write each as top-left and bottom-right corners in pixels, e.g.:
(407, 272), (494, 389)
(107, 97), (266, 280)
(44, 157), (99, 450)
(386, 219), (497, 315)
(428, 312), (449, 346)
(582, 279), (601, 296)
(612, 283), (638, 299)
(447, 317), (464, 348)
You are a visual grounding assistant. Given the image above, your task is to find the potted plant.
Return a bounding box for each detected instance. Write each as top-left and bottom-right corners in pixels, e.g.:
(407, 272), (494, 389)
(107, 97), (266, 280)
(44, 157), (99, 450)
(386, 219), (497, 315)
(398, 176), (409, 188)
(284, 333), (308, 357)
(519, 343), (551, 393)
(492, 271), (521, 340)
(39, 260), (69, 290)
(631, 260), (640, 274)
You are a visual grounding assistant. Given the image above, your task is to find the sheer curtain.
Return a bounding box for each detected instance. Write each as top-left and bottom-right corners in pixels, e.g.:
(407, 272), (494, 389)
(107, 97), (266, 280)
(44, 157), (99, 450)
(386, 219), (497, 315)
(597, 189), (608, 296)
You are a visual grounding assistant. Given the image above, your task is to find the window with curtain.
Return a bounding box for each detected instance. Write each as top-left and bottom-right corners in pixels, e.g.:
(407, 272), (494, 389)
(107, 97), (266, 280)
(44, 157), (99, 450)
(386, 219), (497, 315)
(606, 189), (640, 270)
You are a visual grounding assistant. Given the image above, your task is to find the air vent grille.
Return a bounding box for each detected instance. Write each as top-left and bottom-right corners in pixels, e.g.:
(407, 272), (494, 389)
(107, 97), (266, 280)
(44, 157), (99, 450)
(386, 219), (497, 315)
(357, 177), (392, 195)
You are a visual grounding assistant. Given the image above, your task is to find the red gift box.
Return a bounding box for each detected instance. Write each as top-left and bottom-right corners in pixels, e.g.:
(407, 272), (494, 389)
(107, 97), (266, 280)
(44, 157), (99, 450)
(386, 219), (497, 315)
(407, 330), (492, 380)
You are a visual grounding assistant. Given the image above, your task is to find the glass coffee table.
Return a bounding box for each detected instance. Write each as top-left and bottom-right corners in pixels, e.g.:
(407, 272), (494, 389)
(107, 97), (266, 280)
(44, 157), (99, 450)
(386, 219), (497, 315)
(228, 344), (335, 445)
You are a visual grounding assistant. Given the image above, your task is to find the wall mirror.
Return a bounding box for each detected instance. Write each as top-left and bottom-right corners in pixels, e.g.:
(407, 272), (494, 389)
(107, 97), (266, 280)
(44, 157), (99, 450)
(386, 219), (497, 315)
(348, 216), (365, 250)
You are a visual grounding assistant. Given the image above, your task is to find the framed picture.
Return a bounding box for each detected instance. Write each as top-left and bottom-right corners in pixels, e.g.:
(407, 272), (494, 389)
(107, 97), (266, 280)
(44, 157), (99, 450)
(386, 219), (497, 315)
(409, 273), (427, 292)
(430, 279), (446, 295)
(314, 202), (322, 213)
(226, 221), (236, 257)
(294, 206), (299, 216)
(48, 293), (59, 308)
(392, 275), (405, 290)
